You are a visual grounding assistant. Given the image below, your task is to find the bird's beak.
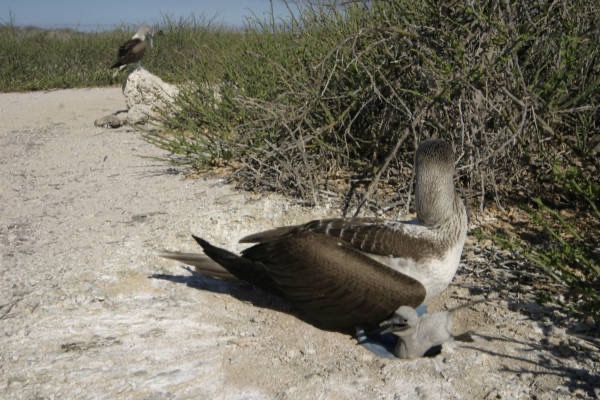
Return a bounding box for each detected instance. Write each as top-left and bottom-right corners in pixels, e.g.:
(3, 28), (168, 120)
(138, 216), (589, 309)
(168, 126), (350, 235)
(377, 316), (410, 335)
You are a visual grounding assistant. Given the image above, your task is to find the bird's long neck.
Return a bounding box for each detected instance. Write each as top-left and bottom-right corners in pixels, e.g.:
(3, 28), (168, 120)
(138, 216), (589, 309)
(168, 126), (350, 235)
(415, 167), (461, 227)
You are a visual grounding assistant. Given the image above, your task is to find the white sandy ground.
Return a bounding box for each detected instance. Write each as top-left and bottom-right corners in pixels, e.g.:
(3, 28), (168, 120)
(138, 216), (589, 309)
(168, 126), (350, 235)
(1, 88), (598, 399)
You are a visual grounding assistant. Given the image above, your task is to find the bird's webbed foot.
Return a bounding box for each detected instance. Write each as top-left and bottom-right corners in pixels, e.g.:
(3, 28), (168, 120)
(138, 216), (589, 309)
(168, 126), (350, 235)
(356, 304), (439, 359)
(355, 327), (398, 359)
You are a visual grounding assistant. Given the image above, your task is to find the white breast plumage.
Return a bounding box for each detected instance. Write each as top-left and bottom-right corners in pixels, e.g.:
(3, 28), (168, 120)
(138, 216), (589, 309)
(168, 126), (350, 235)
(364, 238), (465, 302)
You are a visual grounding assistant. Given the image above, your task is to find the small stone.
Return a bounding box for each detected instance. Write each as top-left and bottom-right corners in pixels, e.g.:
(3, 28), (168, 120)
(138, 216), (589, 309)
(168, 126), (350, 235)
(94, 114), (125, 128)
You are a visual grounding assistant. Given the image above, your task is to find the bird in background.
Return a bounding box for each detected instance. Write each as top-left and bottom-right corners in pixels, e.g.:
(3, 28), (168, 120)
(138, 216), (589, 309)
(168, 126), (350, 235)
(111, 24), (153, 78)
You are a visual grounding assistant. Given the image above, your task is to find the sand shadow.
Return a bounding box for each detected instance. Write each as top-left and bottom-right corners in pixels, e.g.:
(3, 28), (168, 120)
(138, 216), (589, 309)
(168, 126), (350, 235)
(462, 332), (599, 397)
(150, 266), (451, 359)
(150, 266), (293, 316)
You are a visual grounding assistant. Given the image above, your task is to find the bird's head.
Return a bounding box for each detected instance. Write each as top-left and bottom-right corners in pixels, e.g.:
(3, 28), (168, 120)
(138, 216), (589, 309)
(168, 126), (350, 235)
(378, 306), (419, 335)
(133, 24), (154, 48)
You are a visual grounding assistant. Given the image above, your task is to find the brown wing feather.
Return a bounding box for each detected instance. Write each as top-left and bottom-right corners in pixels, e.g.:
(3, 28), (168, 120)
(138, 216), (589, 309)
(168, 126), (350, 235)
(241, 232), (426, 331)
(241, 217), (444, 261)
(239, 225), (300, 243)
(319, 220), (443, 261)
(111, 38), (147, 68)
(191, 236), (285, 297)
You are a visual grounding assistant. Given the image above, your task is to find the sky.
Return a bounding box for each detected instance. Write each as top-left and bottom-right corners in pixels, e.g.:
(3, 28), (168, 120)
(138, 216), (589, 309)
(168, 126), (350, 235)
(0, 0), (295, 30)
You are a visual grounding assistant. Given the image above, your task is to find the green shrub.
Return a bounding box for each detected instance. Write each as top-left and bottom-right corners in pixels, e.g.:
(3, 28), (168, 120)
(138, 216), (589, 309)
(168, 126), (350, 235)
(153, 0), (599, 215)
(0, 25), (121, 90)
(495, 162), (599, 319)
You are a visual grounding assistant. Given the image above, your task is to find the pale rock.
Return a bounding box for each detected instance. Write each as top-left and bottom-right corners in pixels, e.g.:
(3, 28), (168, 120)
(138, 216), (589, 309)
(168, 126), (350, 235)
(127, 103), (153, 125)
(96, 69), (179, 128)
(122, 69), (179, 111)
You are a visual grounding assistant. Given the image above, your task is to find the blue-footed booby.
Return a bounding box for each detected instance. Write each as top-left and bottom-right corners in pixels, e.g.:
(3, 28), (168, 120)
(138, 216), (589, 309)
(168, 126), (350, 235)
(111, 24), (153, 74)
(160, 139), (468, 358)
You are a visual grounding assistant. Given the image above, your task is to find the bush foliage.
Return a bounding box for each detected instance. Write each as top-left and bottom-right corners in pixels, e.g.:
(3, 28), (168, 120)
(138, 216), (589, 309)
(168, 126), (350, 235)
(154, 0), (599, 216)
(0, 26), (118, 90)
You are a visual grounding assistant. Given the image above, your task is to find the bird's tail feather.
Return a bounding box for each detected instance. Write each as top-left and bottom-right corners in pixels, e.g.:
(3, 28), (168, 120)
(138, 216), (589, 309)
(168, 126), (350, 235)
(158, 251), (236, 280)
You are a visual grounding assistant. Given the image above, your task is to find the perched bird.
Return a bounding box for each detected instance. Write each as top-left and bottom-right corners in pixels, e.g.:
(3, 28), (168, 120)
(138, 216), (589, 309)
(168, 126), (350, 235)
(110, 24), (153, 75)
(160, 139), (468, 356)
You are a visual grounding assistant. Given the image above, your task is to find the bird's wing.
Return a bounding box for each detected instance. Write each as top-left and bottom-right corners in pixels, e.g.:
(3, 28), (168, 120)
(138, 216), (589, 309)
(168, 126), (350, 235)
(117, 38), (144, 58)
(240, 232), (426, 331)
(191, 235), (283, 296)
(241, 217), (443, 262)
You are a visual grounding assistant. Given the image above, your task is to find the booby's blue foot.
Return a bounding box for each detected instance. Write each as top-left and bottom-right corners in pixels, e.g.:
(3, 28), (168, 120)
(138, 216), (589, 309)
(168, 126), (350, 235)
(416, 304), (428, 316)
(355, 328), (399, 359)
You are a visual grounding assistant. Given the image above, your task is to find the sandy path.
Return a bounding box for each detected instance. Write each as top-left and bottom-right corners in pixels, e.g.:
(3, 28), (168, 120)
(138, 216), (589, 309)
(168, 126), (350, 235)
(1, 88), (598, 399)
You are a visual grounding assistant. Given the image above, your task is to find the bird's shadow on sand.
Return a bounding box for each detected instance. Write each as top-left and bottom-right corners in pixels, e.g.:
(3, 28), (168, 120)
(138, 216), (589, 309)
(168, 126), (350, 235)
(464, 332), (599, 397)
(150, 266), (295, 316)
(149, 266), (440, 359)
(451, 281), (599, 395)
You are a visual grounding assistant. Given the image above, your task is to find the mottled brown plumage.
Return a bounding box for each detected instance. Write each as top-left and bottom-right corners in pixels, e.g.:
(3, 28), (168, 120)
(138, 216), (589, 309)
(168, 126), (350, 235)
(241, 217), (450, 262)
